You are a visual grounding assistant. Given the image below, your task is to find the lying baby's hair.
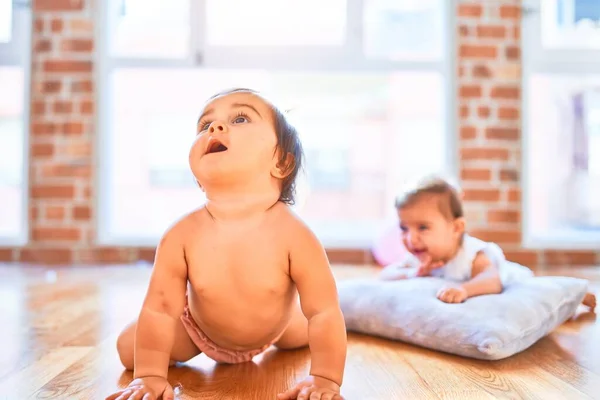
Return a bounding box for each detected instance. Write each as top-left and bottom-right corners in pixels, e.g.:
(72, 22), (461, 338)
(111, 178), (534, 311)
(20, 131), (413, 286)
(202, 87), (305, 206)
(394, 175), (463, 221)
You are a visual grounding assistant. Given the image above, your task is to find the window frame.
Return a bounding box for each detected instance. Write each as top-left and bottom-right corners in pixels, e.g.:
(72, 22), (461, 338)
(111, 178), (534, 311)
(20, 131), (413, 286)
(95, 0), (458, 248)
(0, 0), (32, 246)
(522, 0), (600, 249)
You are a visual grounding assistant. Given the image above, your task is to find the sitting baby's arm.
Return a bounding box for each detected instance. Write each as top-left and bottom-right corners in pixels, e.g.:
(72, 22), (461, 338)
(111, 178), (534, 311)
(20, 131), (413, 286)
(289, 222), (347, 390)
(437, 251), (503, 303)
(134, 223), (188, 380)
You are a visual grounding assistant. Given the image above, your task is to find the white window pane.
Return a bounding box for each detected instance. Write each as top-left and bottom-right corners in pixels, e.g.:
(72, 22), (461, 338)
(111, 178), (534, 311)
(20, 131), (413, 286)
(541, 0), (600, 49)
(0, 0), (12, 43)
(205, 0), (347, 46)
(526, 74), (600, 239)
(105, 69), (446, 245)
(363, 0), (444, 61)
(108, 0), (190, 58)
(0, 67), (25, 239)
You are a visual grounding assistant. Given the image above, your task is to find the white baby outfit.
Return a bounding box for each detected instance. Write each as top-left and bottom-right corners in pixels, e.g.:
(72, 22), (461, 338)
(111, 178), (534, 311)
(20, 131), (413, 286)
(402, 234), (534, 285)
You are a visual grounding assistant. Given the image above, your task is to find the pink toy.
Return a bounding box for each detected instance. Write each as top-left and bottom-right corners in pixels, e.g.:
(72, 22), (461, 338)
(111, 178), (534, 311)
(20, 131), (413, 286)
(371, 223), (409, 266)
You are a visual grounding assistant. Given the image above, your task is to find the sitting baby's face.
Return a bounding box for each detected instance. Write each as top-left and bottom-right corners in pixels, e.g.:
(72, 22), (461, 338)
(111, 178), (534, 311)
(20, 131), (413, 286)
(190, 91), (281, 187)
(398, 195), (464, 264)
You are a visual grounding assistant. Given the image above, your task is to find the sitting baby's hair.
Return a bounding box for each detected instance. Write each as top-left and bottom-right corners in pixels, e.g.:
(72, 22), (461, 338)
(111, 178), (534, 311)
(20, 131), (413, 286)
(394, 175), (464, 221)
(200, 87), (305, 205)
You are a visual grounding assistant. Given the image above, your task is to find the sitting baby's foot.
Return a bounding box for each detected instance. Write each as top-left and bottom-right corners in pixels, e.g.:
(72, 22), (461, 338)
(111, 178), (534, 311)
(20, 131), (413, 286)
(582, 292), (596, 312)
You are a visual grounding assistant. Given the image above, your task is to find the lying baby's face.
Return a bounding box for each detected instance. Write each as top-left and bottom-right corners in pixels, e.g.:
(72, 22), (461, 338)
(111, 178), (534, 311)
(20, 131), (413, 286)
(398, 195), (463, 264)
(189, 91), (280, 186)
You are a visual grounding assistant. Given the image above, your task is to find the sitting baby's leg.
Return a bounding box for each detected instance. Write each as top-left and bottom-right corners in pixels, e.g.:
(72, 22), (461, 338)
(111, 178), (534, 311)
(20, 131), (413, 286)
(116, 318), (202, 370)
(274, 300), (309, 350)
(582, 292), (596, 311)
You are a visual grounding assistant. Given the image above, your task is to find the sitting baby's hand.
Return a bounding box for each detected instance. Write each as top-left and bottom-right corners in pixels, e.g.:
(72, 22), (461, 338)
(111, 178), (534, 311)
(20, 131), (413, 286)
(277, 375), (343, 400)
(437, 286), (468, 303)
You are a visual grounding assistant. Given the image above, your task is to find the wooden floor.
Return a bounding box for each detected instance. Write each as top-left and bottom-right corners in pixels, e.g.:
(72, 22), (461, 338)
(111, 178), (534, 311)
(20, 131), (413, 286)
(0, 263), (599, 400)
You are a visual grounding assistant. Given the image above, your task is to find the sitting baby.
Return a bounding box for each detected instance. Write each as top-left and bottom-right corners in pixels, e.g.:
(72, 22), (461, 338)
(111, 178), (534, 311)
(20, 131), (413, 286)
(106, 88), (347, 400)
(379, 176), (597, 310)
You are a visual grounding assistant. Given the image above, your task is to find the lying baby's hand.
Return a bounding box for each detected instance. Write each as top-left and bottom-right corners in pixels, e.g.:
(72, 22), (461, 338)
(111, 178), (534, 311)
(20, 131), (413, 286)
(277, 375), (343, 400)
(105, 376), (175, 400)
(437, 286), (468, 303)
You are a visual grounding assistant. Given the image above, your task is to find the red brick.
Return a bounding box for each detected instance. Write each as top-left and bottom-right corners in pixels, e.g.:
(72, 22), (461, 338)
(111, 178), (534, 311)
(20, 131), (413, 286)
(51, 19), (63, 32)
(460, 44), (497, 59)
(498, 107), (519, 120)
(463, 189), (501, 202)
(459, 85), (482, 98)
(485, 127), (519, 140)
(460, 105), (469, 119)
(513, 26), (520, 40)
(500, 169), (519, 181)
(61, 39), (93, 52)
(507, 188), (521, 203)
(31, 101), (46, 115)
(35, 18), (44, 33)
(80, 100), (94, 114)
(544, 251), (597, 266)
(53, 101), (73, 114)
(30, 205), (39, 221)
(460, 148), (510, 161)
(35, 0), (84, 11)
(73, 206), (91, 220)
(45, 206), (66, 220)
(506, 46), (520, 60)
(491, 86), (520, 99)
(476, 25), (506, 38)
(138, 248), (157, 263)
(31, 122), (56, 136)
(500, 5), (521, 19)
(19, 248), (73, 265)
(505, 251), (539, 266)
(469, 229), (521, 245)
(473, 65), (492, 78)
(35, 39), (52, 52)
(72, 80), (93, 93)
(461, 168), (491, 181)
(458, 4), (482, 17)
(41, 163), (91, 178)
(43, 60), (92, 73)
(31, 143), (55, 157)
(459, 25), (469, 37)
(31, 185), (75, 199)
(63, 122), (84, 135)
(40, 81), (62, 93)
(488, 210), (520, 224)
(0, 248), (14, 262)
(477, 106), (491, 118)
(32, 227), (81, 241)
(460, 126), (477, 140)
(78, 248), (133, 264)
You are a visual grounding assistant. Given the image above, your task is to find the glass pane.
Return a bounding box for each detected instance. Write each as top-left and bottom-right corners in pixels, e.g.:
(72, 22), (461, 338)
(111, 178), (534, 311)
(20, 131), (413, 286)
(206, 0), (347, 46)
(526, 74), (600, 241)
(541, 0), (600, 49)
(0, 0), (11, 43)
(0, 67), (25, 238)
(363, 0), (444, 61)
(106, 68), (446, 244)
(109, 0), (190, 58)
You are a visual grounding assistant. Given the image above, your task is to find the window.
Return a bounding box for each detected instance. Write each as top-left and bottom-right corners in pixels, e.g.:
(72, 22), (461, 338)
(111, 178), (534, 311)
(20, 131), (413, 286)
(98, 0), (453, 247)
(522, 0), (600, 248)
(0, 1), (31, 245)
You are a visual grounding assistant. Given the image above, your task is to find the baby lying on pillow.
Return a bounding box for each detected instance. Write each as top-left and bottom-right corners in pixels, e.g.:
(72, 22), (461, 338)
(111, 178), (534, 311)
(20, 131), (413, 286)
(379, 175), (596, 310)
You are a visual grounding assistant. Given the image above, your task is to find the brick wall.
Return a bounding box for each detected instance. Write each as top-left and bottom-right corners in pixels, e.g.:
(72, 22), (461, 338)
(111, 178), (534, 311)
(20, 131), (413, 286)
(0, 0), (598, 266)
(457, 0), (599, 266)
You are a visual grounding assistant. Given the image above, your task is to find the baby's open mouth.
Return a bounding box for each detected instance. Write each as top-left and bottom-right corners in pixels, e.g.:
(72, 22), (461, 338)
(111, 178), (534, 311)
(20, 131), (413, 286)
(206, 140), (228, 154)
